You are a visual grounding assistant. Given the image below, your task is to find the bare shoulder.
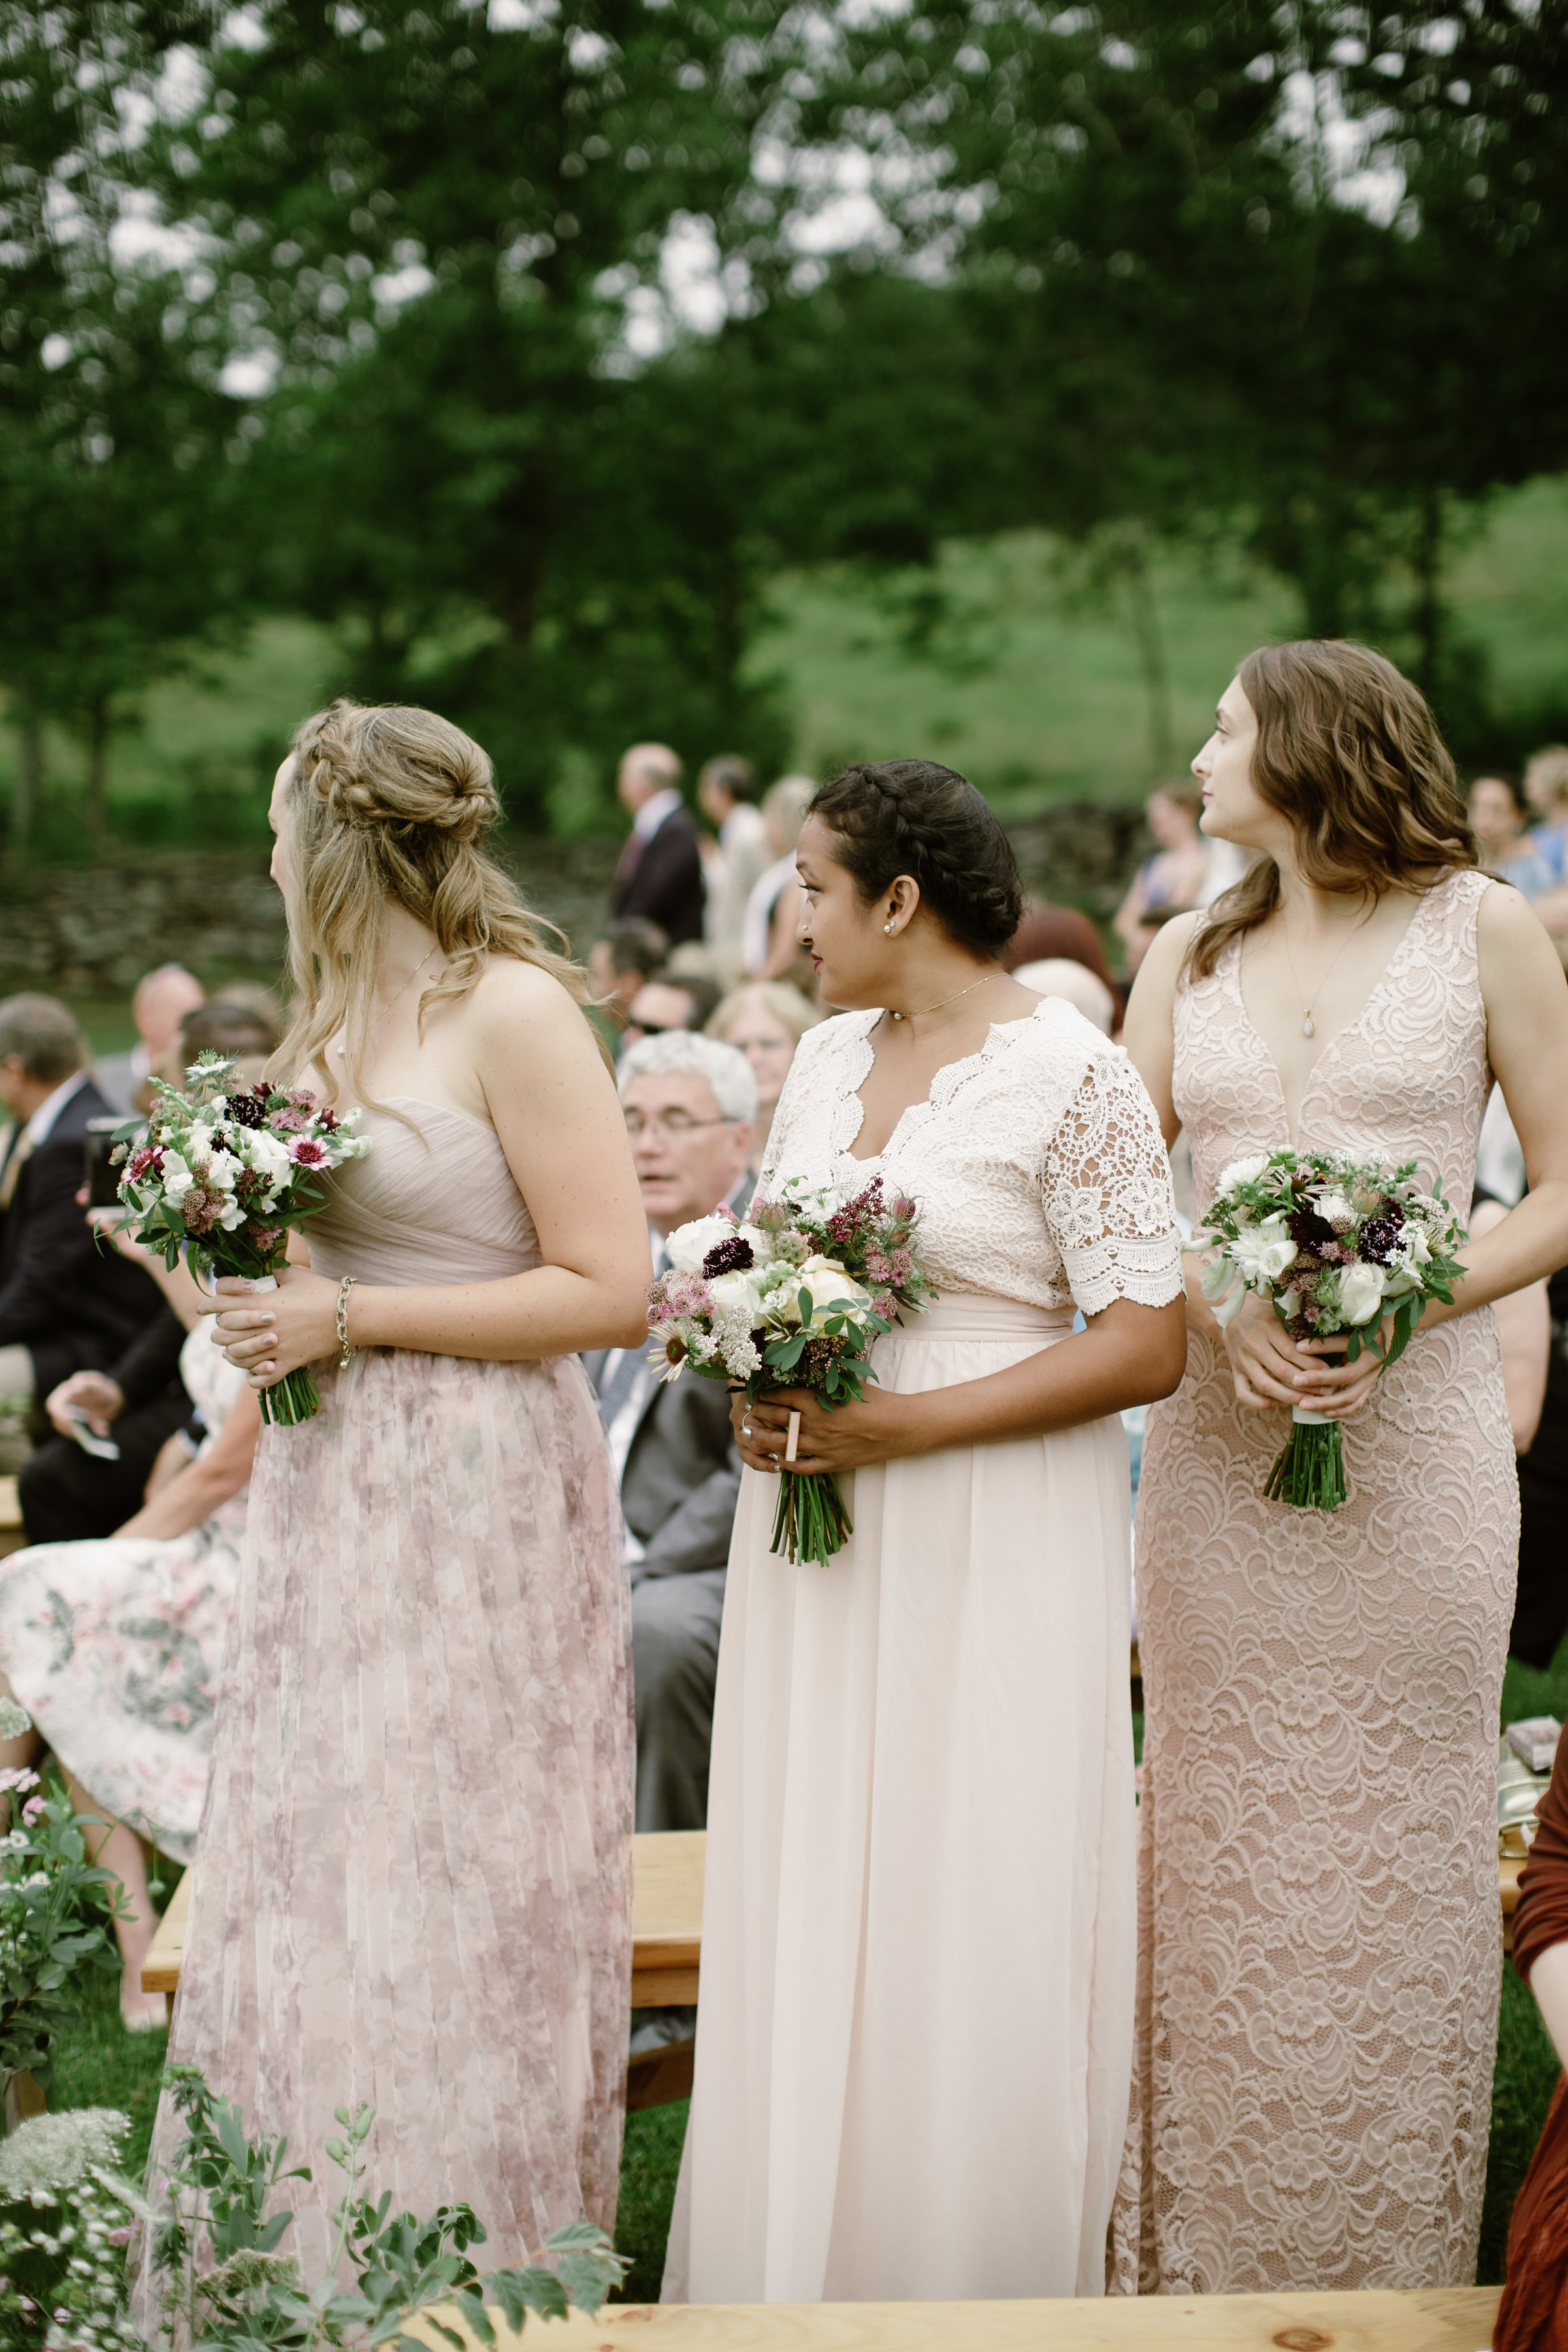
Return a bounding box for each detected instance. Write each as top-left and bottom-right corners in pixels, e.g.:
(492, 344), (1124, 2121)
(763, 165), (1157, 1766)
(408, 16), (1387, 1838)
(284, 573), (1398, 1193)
(1475, 877), (1568, 989)
(465, 953), (598, 1054)
(1140, 908), (1205, 991)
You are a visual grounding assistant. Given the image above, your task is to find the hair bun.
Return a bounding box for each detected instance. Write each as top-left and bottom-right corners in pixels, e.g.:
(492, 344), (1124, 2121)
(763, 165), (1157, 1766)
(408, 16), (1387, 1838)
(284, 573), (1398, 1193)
(295, 701), (499, 851)
(809, 759), (1024, 958)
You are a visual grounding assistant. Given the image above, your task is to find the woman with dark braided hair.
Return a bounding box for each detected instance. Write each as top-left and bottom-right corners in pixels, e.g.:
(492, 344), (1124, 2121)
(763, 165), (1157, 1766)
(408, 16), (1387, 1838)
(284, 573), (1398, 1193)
(664, 759), (1189, 2302)
(136, 703), (649, 2293)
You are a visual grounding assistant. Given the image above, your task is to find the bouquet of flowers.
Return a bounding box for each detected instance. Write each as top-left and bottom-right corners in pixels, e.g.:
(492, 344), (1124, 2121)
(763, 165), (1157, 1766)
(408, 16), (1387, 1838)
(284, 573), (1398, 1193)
(1193, 1146), (1465, 1510)
(647, 1173), (936, 1565)
(110, 1051), (370, 1428)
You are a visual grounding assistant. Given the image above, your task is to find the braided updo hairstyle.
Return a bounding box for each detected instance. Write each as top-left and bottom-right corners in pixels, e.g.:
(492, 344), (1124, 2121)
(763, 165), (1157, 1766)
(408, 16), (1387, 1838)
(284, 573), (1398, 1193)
(275, 700), (591, 1103)
(808, 759), (1024, 956)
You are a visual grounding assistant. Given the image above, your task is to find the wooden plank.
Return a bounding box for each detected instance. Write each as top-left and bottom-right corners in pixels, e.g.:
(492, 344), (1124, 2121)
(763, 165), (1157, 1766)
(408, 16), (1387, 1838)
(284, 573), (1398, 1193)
(627, 2039), (696, 2113)
(141, 1865), (191, 1995)
(404, 2286), (1502, 2352)
(631, 1831), (705, 2010)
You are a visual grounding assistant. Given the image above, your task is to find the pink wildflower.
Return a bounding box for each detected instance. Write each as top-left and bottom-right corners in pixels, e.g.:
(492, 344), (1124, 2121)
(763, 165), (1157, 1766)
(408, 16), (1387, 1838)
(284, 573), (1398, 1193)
(270, 1107), (312, 1135)
(0, 1766), (38, 1793)
(21, 1795), (44, 1823)
(287, 1136), (331, 1168)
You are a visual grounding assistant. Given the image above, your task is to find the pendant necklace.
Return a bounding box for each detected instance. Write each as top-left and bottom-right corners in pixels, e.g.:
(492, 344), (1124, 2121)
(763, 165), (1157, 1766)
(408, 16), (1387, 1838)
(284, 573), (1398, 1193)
(1281, 920), (1359, 1040)
(886, 972), (1002, 1024)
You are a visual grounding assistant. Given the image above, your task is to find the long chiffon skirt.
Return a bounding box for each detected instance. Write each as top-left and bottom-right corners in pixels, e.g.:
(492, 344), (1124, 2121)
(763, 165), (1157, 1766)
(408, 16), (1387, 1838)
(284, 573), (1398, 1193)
(663, 1293), (1137, 2304)
(137, 1345), (633, 2290)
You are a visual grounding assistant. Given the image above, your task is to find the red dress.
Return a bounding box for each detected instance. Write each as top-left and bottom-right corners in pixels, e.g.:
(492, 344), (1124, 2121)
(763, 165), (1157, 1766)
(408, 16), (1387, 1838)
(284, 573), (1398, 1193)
(1497, 1745), (1568, 2352)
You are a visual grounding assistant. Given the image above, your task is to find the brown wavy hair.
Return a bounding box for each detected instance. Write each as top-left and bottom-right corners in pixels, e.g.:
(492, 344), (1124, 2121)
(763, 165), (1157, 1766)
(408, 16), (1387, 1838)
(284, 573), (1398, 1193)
(272, 700), (592, 1105)
(1186, 642), (1477, 982)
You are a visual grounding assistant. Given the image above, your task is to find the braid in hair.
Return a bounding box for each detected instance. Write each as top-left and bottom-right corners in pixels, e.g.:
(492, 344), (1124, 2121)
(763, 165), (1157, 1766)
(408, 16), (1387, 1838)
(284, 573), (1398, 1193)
(809, 760), (1024, 956)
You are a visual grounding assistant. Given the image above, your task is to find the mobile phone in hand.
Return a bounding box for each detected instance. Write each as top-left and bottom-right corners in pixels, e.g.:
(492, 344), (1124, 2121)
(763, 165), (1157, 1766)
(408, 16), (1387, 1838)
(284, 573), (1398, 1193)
(84, 1118), (125, 1209)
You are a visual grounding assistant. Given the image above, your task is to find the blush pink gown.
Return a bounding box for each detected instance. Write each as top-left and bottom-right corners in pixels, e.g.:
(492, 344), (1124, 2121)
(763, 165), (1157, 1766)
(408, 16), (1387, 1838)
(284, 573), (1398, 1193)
(140, 1101), (633, 2280)
(1112, 870), (1518, 2293)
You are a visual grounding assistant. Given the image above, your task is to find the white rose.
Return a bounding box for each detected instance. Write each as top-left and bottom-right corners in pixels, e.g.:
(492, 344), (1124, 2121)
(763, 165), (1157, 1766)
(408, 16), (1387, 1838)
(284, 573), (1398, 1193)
(784, 1254), (870, 1327)
(203, 1147), (242, 1196)
(1315, 1189), (1356, 1231)
(1394, 1219), (1433, 1268)
(1230, 1216), (1298, 1286)
(706, 1269), (760, 1316)
(1218, 1154), (1271, 1192)
(160, 1152), (195, 1207)
(664, 1214), (736, 1276)
(1335, 1260), (1387, 1325)
(241, 1128), (294, 1182)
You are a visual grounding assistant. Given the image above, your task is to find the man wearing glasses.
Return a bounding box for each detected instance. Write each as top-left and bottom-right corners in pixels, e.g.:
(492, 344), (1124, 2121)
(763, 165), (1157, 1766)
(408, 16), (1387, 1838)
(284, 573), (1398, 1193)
(585, 1031), (757, 1838)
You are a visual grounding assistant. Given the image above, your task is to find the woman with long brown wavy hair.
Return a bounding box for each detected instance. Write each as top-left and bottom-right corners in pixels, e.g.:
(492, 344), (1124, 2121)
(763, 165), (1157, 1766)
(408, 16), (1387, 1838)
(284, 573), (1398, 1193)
(137, 703), (650, 2285)
(1111, 642), (1568, 2293)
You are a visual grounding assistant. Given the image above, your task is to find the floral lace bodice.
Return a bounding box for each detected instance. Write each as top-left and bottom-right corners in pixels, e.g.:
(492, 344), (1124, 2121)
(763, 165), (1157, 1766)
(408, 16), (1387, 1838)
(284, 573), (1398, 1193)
(760, 997), (1184, 1316)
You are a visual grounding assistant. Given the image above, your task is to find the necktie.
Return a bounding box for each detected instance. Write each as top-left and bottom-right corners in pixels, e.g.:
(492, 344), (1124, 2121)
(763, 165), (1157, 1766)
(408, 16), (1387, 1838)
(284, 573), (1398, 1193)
(597, 1341), (648, 1428)
(0, 1128), (33, 1211)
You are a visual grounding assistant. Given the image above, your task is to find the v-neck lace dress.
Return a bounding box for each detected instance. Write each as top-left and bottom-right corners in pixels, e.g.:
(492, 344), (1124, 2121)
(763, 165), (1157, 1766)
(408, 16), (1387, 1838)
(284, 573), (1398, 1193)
(662, 998), (1184, 2304)
(138, 1100), (633, 2292)
(1111, 870), (1518, 2293)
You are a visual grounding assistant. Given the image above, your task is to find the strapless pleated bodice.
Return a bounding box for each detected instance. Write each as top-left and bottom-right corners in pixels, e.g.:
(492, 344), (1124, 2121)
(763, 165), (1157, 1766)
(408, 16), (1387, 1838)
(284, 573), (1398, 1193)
(306, 1098), (541, 1287)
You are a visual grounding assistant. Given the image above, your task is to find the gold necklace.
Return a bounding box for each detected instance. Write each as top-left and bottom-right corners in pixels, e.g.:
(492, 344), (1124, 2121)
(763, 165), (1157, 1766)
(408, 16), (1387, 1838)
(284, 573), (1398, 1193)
(374, 945), (443, 1026)
(1280, 917), (1360, 1040)
(886, 971), (1002, 1024)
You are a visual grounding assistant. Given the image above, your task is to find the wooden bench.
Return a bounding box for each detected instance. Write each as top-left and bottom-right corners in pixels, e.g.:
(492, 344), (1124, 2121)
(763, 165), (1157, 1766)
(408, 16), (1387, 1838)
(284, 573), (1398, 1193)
(406, 2284), (1501, 2350)
(142, 1830), (711, 2108)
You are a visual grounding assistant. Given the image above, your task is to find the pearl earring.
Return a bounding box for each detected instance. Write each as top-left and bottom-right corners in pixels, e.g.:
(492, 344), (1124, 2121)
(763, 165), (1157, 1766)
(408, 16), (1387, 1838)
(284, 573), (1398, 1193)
(884, 920), (895, 934)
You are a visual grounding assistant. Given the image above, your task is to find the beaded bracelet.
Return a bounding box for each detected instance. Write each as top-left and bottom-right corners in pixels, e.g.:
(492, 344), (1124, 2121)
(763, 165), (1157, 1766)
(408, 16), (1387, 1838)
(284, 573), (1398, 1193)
(336, 1274), (357, 1369)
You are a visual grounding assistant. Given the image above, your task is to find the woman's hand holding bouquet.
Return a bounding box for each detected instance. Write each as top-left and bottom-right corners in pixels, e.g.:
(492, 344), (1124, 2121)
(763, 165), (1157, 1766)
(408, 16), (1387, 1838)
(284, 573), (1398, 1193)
(646, 1174), (935, 1565)
(1193, 1145), (1465, 1509)
(109, 1050), (370, 1427)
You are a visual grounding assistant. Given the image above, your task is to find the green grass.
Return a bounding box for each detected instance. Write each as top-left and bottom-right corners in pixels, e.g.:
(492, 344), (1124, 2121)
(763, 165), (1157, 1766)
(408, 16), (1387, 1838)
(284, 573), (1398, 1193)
(41, 1637), (1568, 2298)
(3, 479), (1565, 842)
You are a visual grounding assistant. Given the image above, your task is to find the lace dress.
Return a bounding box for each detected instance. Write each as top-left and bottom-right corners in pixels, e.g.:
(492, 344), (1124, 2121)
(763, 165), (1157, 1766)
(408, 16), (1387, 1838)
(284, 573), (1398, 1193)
(0, 1326), (249, 1860)
(663, 998), (1184, 2303)
(138, 1102), (633, 2291)
(1111, 870), (1518, 2293)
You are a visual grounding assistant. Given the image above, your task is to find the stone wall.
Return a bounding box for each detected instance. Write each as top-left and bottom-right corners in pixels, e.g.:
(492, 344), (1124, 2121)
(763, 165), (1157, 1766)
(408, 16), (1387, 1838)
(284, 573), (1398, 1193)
(0, 804), (1147, 996)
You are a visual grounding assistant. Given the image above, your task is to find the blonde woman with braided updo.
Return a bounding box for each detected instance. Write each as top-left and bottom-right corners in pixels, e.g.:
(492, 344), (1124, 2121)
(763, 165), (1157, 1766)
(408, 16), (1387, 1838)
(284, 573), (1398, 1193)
(138, 702), (649, 2286)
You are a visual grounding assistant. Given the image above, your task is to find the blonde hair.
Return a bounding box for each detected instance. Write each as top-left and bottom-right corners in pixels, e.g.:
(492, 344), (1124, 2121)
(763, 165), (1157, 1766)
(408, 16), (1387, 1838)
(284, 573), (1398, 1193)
(706, 979), (823, 1048)
(274, 700), (591, 1103)
(1525, 745), (1568, 814)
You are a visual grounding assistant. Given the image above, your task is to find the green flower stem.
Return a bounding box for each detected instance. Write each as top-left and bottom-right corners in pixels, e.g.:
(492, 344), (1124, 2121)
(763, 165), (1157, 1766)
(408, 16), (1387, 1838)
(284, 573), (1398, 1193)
(1264, 1416), (1348, 1511)
(258, 1367), (323, 1428)
(770, 1469), (853, 1565)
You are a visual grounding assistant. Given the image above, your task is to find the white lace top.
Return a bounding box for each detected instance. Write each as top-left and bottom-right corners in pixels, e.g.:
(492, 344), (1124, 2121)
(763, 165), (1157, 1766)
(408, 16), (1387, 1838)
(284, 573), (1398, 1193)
(759, 996), (1184, 1315)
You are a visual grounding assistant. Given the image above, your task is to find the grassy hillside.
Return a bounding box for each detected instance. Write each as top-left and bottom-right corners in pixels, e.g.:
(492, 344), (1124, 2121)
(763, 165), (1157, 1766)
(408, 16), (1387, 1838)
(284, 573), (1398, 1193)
(3, 476), (1565, 849)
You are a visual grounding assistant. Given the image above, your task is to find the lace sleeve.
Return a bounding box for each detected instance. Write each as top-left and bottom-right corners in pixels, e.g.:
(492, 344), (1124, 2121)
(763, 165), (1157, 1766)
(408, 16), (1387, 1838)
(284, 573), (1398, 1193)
(1041, 1051), (1184, 1315)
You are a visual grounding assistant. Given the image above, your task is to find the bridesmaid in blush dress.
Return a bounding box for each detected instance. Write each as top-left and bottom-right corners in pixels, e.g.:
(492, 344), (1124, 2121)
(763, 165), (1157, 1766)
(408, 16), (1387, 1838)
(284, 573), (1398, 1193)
(139, 702), (651, 2283)
(1114, 642), (1568, 2293)
(663, 762), (1189, 2304)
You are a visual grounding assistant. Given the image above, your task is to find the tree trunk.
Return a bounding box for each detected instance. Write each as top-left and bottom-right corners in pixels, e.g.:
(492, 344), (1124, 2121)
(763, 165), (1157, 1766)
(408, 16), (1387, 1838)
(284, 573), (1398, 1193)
(1124, 544), (1174, 778)
(85, 696), (109, 849)
(1413, 489), (1443, 694)
(11, 706), (41, 860)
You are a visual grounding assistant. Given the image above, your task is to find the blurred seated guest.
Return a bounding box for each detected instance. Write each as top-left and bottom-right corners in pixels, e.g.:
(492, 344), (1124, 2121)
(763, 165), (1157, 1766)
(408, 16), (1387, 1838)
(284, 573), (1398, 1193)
(706, 980), (823, 1164)
(698, 757), (770, 971)
(742, 775), (817, 979)
(1012, 956), (1117, 1036)
(1003, 903), (1117, 988)
(1520, 747), (1568, 961)
(585, 1032), (757, 1838)
(0, 994), (166, 1437)
(94, 964), (204, 1116)
(0, 1325), (258, 2025)
(587, 919), (670, 1035)
(16, 996), (283, 1545)
(612, 743), (704, 945)
(623, 972), (722, 1047)
(1469, 772), (1547, 891)
(1494, 1726), (1568, 2352)
(1113, 783), (1215, 973)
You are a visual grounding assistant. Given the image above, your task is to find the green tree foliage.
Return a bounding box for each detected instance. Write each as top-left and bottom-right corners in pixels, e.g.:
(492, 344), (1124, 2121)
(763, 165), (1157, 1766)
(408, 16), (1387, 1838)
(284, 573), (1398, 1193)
(0, 1), (253, 852)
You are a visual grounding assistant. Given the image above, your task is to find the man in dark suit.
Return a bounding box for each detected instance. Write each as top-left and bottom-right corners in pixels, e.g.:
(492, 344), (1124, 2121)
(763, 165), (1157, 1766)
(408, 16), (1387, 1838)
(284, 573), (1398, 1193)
(0, 994), (167, 1429)
(583, 1028), (759, 1837)
(610, 743), (706, 946)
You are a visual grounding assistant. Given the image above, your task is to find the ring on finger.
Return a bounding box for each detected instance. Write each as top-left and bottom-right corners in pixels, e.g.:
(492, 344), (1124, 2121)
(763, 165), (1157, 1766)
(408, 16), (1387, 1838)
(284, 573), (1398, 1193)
(742, 1421), (752, 1435)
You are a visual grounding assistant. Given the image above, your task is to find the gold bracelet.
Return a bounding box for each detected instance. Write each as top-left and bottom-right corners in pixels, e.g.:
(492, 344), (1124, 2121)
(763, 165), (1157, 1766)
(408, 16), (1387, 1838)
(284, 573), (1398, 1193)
(336, 1274), (357, 1369)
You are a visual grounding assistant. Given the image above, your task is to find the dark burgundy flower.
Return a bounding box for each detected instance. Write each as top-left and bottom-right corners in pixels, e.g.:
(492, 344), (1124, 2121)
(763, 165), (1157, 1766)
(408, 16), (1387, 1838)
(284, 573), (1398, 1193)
(1360, 1213), (1403, 1264)
(223, 1085), (273, 1131)
(1288, 1206), (1339, 1254)
(702, 1235), (756, 1278)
